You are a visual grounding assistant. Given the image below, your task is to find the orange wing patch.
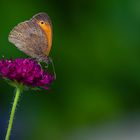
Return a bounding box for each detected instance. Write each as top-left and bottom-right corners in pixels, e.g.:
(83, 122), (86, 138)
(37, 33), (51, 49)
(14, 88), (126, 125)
(38, 21), (52, 56)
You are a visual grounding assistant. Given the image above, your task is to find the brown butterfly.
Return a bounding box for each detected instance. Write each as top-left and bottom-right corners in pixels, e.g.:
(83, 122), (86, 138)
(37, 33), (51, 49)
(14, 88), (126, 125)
(8, 12), (56, 78)
(8, 12), (52, 63)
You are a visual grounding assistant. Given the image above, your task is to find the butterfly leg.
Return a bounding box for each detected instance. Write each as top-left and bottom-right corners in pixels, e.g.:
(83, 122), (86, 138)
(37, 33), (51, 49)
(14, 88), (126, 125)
(48, 57), (56, 79)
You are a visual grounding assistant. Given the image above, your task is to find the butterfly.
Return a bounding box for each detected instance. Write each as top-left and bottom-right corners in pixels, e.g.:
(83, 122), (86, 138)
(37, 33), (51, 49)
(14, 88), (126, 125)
(8, 12), (56, 78)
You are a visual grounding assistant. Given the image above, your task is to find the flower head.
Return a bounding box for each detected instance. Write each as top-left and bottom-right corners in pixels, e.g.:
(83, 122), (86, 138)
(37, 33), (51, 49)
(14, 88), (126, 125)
(0, 58), (54, 90)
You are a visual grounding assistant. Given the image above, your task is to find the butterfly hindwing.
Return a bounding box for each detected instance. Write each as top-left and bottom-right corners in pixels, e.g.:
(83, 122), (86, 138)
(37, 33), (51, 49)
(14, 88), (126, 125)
(8, 21), (48, 59)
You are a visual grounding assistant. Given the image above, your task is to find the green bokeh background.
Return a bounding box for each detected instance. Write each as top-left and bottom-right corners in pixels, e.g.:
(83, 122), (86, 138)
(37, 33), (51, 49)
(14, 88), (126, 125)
(0, 0), (140, 139)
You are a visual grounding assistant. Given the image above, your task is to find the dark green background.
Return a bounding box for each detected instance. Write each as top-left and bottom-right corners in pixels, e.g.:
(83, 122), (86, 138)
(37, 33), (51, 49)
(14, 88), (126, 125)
(0, 0), (140, 139)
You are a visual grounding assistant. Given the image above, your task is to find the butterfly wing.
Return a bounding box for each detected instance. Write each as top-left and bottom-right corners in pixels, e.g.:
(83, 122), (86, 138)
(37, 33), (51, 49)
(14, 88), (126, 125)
(8, 21), (48, 60)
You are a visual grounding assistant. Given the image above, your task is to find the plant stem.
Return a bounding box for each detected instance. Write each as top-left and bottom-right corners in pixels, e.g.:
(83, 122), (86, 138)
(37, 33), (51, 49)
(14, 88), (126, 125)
(5, 85), (22, 140)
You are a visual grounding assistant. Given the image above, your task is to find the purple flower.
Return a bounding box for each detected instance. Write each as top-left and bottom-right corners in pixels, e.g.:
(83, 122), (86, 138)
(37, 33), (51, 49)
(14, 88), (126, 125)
(0, 58), (54, 90)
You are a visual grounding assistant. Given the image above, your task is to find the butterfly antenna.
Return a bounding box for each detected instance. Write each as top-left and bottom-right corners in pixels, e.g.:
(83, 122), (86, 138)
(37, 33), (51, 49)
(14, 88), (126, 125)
(49, 57), (56, 79)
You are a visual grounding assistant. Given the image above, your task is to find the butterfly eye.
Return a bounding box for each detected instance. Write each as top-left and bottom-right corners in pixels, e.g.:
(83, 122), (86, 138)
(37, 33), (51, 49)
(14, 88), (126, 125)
(40, 21), (44, 24)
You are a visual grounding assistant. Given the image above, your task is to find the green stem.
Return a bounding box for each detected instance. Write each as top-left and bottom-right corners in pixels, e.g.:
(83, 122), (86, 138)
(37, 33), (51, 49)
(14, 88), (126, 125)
(5, 85), (22, 140)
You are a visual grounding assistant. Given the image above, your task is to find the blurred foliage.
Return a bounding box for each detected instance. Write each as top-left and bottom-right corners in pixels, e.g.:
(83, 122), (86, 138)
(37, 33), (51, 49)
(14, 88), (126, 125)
(0, 0), (140, 140)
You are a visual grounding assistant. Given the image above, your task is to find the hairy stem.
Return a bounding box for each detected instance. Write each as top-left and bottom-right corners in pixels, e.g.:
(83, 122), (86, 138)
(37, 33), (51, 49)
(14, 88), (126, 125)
(5, 85), (22, 140)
